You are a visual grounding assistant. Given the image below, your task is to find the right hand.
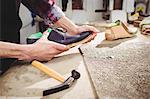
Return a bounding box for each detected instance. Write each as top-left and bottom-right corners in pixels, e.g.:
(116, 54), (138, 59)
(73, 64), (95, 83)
(21, 30), (69, 61)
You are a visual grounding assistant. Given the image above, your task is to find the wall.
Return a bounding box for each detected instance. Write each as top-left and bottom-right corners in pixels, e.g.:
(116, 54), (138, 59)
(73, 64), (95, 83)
(19, 4), (37, 44)
(56, 0), (103, 24)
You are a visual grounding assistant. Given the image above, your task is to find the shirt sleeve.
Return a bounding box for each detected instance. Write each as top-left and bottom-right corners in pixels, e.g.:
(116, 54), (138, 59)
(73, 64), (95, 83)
(44, 4), (65, 25)
(21, 0), (65, 24)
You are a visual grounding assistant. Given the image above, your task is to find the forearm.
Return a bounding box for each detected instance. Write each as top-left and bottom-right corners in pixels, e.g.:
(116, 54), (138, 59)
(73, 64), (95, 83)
(30, 1), (78, 35)
(36, 3), (79, 35)
(55, 16), (78, 35)
(0, 41), (29, 59)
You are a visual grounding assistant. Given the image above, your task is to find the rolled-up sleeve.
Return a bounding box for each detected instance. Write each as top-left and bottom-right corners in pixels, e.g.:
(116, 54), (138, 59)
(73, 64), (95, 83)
(44, 4), (65, 25)
(21, 0), (64, 24)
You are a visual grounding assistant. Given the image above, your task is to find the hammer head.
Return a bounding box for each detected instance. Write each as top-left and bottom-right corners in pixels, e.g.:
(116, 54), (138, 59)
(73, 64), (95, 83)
(43, 70), (80, 96)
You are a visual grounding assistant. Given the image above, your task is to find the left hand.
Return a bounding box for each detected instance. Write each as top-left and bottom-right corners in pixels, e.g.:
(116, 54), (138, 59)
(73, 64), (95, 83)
(76, 25), (99, 35)
(74, 25), (99, 41)
(55, 16), (99, 42)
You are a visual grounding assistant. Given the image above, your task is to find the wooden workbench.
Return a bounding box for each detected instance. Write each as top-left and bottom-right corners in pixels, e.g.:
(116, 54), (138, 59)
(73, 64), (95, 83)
(0, 30), (150, 99)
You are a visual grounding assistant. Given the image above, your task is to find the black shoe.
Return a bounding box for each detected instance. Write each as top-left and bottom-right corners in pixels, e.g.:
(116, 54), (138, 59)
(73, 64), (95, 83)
(27, 28), (92, 45)
(47, 29), (92, 45)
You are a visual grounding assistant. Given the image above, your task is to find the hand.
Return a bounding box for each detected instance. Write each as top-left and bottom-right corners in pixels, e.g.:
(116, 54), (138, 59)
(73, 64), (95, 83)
(76, 25), (99, 35)
(55, 16), (99, 41)
(21, 30), (69, 61)
(74, 25), (99, 42)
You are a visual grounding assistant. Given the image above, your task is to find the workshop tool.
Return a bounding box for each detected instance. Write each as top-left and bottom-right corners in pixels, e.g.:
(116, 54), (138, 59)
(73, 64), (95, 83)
(31, 60), (80, 96)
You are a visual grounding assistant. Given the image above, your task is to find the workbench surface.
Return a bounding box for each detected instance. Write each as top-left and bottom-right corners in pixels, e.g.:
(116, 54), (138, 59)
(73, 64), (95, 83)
(0, 30), (150, 99)
(0, 53), (96, 99)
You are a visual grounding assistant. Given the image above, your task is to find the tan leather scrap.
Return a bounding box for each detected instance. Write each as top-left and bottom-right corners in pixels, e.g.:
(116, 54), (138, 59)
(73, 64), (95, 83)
(105, 21), (135, 40)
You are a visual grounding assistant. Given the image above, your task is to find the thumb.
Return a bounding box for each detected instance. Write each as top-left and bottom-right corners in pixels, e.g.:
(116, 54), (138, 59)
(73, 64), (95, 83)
(41, 30), (50, 39)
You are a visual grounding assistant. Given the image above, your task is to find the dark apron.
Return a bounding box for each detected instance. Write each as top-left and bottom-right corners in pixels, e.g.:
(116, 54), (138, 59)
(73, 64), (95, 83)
(0, 0), (21, 75)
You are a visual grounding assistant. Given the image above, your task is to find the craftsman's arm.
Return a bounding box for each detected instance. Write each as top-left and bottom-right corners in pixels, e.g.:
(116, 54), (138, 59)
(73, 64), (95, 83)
(55, 16), (99, 35)
(0, 41), (30, 59)
(0, 32), (68, 61)
(21, 0), (99, 35)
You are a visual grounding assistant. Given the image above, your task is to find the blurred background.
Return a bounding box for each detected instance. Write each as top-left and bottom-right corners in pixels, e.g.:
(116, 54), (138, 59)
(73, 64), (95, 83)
(19, 0), (150, 43)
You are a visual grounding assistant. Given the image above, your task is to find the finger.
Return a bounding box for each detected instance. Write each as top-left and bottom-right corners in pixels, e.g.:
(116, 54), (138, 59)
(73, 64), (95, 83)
(37, 57), (52, 62)
(86, 33), (97, 42)
(36, 30), (50, 42)
(49, 49), (63, 55)
(85, 25), (99, 33)
(92, 33), (97, 38)
(78, 25), (99, 34)
(43, 29), (50, 35)
(41, 29), (50, 39)
(52, 42), (69, 51)
(36, 55), (53, 61)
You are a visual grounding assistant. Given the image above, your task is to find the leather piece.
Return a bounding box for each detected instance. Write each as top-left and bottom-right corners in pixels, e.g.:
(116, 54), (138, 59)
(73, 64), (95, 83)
(105, 22), (135, 40)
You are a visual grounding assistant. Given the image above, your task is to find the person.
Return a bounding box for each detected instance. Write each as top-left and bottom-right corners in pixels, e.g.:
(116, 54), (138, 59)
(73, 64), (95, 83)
(0, 0), (98, 62)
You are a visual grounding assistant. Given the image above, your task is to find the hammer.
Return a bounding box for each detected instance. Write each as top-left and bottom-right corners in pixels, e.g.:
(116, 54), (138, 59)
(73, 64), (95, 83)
(31, 60), (80, 96)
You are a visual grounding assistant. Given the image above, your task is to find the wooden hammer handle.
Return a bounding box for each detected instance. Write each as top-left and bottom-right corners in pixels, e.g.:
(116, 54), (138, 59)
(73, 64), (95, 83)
(31, 60), (65, 83)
